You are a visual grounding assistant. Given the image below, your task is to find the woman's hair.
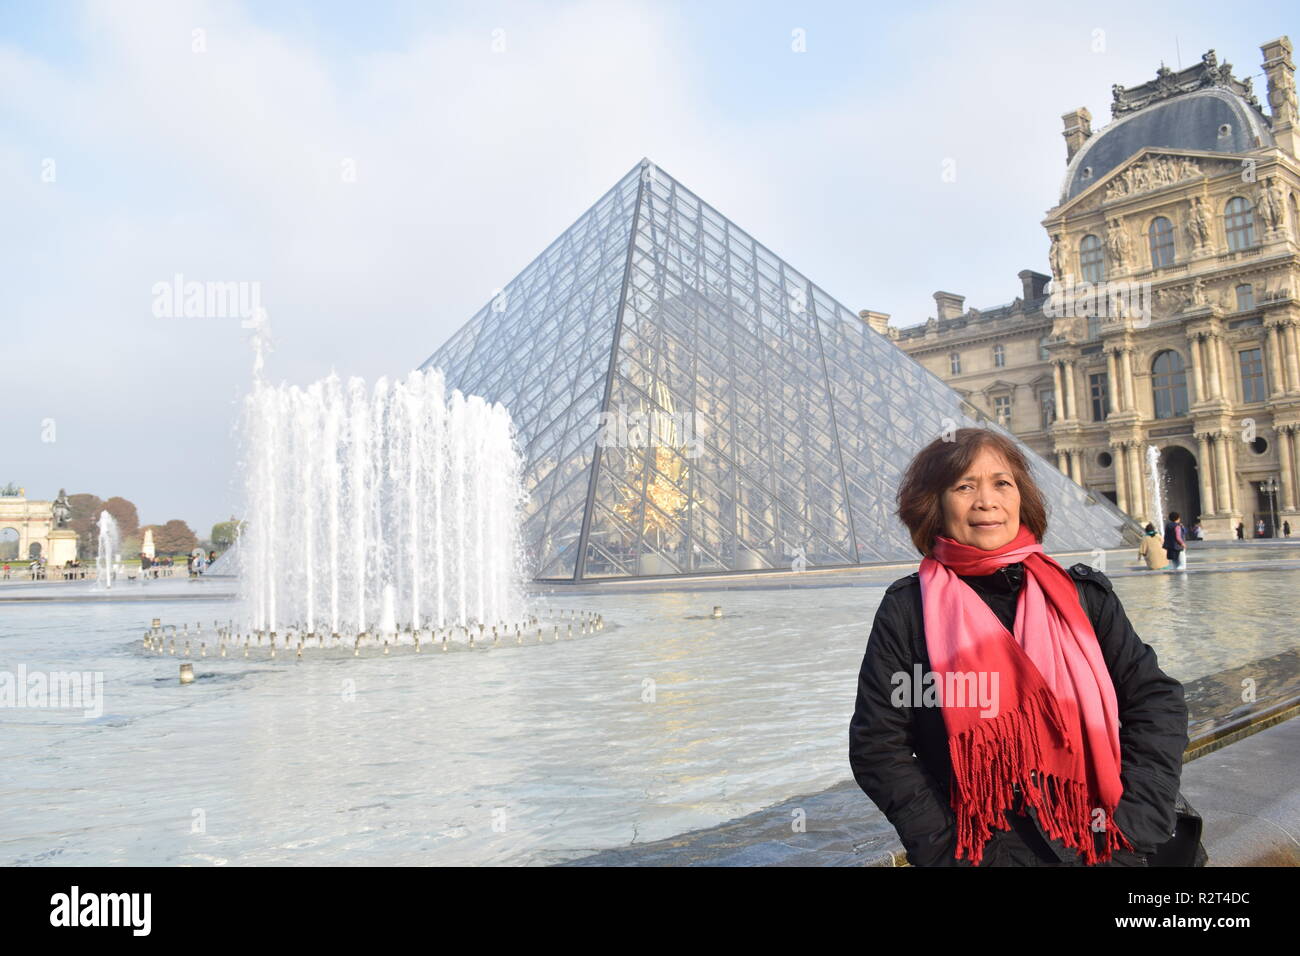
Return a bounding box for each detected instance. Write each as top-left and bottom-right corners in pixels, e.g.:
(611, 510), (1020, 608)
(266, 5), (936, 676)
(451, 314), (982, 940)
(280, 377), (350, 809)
(1169, 511), (1180, 521)
(896, 427), (1048, 556)
(1144, 522), (1156, 532)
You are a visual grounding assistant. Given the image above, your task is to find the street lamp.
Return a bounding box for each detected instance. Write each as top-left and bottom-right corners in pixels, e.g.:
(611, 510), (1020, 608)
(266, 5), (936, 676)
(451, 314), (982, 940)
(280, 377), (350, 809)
(1258, 477), (1280, 537)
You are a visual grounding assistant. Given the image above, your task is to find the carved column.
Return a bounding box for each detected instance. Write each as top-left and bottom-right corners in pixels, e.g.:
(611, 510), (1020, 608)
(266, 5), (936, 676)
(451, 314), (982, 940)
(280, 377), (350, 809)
(1267, 324), (1286, 397)
(1213, 431), (1232, 515)
(1114, 443), (1130, 516)
(1285, 323), (1300, 393)
(1056, 450), (1068, 475)
(1186, 334), (1203, 404)
(1064, 360), (1079, 421)
(1196, 433), (1216, 517)
(1196, 335), (1206, 400)
(1071, 450), (1083, 485)
(1224, 431), (1241, 513)
(1052, 362), (1065, 422)
(1121, 347), (1136, 411)
(1206, 333), (1223, 399)
(1293, 427), (1300, 509)
(1105, 350), (1120, 415)
(1279, 427), (1297, 512)
(1128, 441), (1147, 522)
(1128, 348), (1138, 413)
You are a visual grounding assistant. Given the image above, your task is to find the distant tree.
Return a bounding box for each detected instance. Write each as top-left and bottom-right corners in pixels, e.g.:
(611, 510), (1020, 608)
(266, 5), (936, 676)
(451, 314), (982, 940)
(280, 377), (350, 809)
(119, 533), (142, 560)
(211, 518), (244, 551)
(0, 481), (20, 496)
(67, 493), (105, 556)
(154, 519), (198, 555)
(102, 497), (141, 539)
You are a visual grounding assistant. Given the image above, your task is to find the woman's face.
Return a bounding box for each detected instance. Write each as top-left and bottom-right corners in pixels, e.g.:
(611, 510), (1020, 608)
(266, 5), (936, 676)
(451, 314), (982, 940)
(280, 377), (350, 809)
(940, 445), (1021, 550)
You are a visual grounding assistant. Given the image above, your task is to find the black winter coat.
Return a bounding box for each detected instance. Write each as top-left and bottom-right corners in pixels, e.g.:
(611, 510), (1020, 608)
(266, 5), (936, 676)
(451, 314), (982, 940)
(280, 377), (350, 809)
(848, 561), (1189, 866)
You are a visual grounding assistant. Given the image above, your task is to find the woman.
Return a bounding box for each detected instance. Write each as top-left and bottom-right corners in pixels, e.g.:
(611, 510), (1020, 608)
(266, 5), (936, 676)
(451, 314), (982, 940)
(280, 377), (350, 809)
(1137, 523), (1168, 570)
(848, 428), (1188, 866)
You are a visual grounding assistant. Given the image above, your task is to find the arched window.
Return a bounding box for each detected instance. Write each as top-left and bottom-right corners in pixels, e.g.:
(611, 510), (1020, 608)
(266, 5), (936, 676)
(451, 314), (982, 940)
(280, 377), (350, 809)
(949, 352), (961, 375)
(992, 343), (1005, 368)
(1224, 196), (1256, 251)
(1079, 234), (1104, 283)
(1038, 336), (1051, 361)
(1151, 350), (1189, 419)
(1148, 217), (1175, 267)
(1235, 283), (1255, 311)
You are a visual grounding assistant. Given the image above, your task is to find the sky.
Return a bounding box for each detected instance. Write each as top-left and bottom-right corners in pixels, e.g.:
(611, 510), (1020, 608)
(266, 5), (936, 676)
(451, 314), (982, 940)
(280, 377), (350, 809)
(1, 0), (1295, 536)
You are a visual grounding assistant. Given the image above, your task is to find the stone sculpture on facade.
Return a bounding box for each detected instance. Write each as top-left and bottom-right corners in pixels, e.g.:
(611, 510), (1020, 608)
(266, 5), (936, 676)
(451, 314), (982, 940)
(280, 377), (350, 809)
(1103, 156), (1201, 200)
(1257, 176), (1286, 233)
(1111, 49), (1262, 117)
(1186, 196), (1212, 251)
(1048, 233), (1065, 281)
(1105, 218), (1131, 271)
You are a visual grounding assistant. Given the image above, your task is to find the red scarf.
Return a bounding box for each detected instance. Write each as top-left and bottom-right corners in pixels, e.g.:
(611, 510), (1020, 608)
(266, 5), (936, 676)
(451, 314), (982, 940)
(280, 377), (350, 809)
(918, 525), (1133, 865)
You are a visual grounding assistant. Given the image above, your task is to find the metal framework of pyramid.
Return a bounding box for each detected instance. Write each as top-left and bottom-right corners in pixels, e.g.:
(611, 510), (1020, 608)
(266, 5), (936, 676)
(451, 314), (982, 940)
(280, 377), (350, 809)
(420, 159), (1135, 581)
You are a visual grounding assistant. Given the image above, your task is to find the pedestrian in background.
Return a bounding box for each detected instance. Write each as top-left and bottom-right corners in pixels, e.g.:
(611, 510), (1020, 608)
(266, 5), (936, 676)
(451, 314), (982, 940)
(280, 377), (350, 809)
(1163, 512), (1186, 571)
(1138, 523), (1168, 570)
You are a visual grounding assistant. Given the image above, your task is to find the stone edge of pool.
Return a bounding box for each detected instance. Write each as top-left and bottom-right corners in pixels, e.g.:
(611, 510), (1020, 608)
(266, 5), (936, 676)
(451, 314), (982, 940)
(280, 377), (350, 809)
(555, 694), (1300, 868)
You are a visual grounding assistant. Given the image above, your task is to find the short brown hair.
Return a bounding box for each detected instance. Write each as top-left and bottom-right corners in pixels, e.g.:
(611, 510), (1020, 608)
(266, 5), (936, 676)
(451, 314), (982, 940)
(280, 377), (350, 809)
(896, 427), (1048, 556)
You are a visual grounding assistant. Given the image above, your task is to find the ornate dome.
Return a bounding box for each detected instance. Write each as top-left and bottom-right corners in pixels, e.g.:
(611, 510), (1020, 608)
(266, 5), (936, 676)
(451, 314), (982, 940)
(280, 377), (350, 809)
(1060, 52), (1274, 203)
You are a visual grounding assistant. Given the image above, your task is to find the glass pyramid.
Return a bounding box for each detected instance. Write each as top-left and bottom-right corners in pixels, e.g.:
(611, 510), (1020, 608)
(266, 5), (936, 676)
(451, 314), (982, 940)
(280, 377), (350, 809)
(420, 159), (1135, 580)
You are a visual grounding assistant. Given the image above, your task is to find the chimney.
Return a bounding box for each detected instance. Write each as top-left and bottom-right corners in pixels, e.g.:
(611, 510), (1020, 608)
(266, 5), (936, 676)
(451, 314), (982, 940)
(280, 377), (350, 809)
(1061, 107), (1092, 161)
(858, 309), (892, 335)
(934, 291), (965, 321)
(1262, 37), (1298, 157)
(1018, 269), (1050, 303)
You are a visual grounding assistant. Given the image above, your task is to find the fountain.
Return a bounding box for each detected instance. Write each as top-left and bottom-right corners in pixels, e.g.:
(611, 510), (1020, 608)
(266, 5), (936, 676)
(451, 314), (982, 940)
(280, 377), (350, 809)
(95, 511), (120, 589)
(238, 367), (528, 644)
(1145, 444), (1167, 528)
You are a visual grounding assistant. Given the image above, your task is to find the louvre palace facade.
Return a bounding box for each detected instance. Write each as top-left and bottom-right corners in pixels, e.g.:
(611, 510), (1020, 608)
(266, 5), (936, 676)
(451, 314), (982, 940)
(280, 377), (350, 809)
(882, 38), (1300, 539)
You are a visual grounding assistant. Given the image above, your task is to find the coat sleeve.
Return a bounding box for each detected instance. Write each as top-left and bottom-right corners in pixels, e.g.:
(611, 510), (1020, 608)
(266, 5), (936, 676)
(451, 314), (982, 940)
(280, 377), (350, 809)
(1083, 573), (1189, 853)
(848, 588), (960, 866)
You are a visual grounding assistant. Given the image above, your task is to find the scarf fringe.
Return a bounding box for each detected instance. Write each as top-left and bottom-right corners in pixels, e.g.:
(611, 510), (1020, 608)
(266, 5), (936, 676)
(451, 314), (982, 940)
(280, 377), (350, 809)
(948, 683), (1133, 866)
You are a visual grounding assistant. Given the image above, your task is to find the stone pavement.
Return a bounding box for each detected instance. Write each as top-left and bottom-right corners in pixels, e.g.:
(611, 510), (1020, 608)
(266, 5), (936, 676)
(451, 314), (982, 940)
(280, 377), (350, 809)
(561, 714), (1300, 866)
